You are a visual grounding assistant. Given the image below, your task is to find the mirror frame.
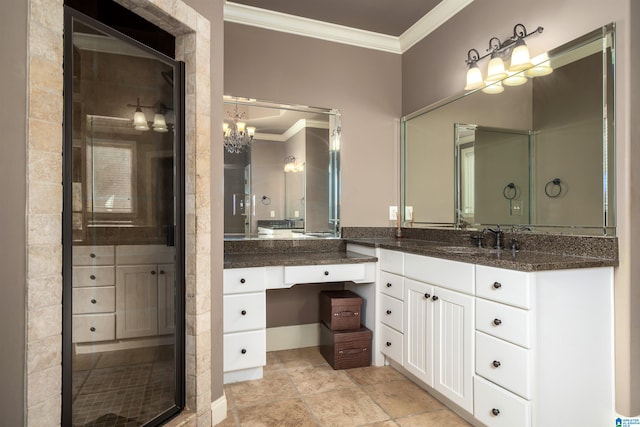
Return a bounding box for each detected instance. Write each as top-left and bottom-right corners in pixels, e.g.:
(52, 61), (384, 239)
(223, 97), (342, 240)
(401, 23), (615, 235)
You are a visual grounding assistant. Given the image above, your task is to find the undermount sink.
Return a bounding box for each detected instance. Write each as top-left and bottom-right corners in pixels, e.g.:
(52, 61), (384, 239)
(440, 246), (502, 255)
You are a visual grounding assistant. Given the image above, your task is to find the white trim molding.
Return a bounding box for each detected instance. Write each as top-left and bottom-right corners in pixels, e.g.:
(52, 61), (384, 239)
(211, 394), (228, 426)
(224, 0), (474, 54)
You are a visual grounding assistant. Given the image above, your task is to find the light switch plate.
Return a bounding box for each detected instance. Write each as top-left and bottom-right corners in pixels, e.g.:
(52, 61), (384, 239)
(405, 206), (413, 220)
(389, 206), (398, 221)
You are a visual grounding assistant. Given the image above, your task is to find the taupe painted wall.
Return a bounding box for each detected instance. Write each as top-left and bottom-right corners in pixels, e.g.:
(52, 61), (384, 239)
(403, 0), (638, 415)
(0, 1), (27, 425)
(224, 22), (402, 227)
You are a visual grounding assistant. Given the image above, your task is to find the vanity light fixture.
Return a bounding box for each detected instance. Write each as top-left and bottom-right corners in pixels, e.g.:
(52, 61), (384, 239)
(464, 24), (550, 94)
(283, 155), (304, 173)
(128, 98), (172, 132)
(223, 104), (256, 154)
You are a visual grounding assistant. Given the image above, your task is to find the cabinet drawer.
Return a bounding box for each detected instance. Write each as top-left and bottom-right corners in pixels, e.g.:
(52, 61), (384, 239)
(380, 294), (403, 332)
(73, 246), (114, 266)
(73, 287), (115, 314)
(405, 253), (474, 295)
(284, 263), (367, 286)
(379, 249), (404, 275)
(379, 323), (403, 364)
(224, 330), (266, 372)
(474, 376), (530, 427)
(223, 292), (266, 333)
(72, 313), (115, 343)
(476, 331), (532, 399)
(72, 266), (115, 288)
(116, 245), (175, 265)
(476, 298), (531, 348)
(380, 271), (404, 300)
(476, 265), (531, 309)
(224, 268), (266, 294)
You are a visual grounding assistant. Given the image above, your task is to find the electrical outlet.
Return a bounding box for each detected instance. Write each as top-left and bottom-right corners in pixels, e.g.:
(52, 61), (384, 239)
(405, 206), (414, 221)
(270, 210), (275, 218)
(389, 206), (398, 221)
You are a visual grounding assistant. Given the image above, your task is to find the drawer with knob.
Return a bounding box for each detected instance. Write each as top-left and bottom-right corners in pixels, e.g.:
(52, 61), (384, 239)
(224, 267), (266, 294)
(476, 298), (531, 348)
(223, 329), (266, 372)
(476, 265), (531, 309)
(72, 313), (115, 343)
(72, 266), (115, 288)
(474, 375), (531, 427)
(379, 249), (404, 275)
(380, 294), (403, 332)
(380, 271), (404, 300)
(284, 263), (367, 286)
(73, 245), (115, 266)
(223, 292), (266, 333)
(72, 287), (115, 314)
(379, 323), (403, 364)
(476, 331), (532, 399)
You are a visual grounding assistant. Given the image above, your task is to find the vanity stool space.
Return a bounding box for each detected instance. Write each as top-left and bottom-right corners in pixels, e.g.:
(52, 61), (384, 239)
(358, 245), (615, 427)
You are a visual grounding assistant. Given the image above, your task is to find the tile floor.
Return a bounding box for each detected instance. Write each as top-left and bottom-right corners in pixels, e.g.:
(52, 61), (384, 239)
(219, 346), (471, 427)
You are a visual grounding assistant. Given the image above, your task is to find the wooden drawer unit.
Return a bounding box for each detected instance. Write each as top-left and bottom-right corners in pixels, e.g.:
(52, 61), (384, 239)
(476, 298), (531, 348)
(223, 268), (266, 294)
(379, 323), (403, 364)
(476, 265), (531, 309)
(73, 245), (114, 266)
(72, 287), (115, 314)
(380, 294), (403, 332)
(223, 293), (266, 333)
(72, 313), (115, 343)
(223, 330), (266, 372)
(320, 290), (362, 331)
(320, 324), (372, 369)
(284, 263), (367, 285)
(474, 376), (531, 427)
(404, 253), (474, 295)
(476, 331), (532, 399)
(380, 271), (404, 300)
(72, 266), (115, 288)
(379, 249), (404, 275)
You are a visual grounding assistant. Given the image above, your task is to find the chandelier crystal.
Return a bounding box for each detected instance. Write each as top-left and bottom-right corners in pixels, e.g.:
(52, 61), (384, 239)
(223, 105), (255, 153)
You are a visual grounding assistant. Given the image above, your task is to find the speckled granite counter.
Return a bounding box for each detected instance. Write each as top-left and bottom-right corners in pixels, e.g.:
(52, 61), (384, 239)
(344, 237), (618, 272)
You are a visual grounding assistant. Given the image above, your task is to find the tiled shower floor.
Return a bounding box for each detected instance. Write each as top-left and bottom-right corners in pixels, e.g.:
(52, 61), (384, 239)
(72, 345), (175, 427)
(219, 346), (471, 427)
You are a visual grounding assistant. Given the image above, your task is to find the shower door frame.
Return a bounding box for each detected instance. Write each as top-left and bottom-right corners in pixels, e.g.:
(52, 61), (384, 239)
(62, 6), (186, 426)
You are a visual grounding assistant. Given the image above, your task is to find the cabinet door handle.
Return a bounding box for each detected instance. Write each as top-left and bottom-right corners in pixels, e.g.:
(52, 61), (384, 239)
(241, 310), (247, 315)
(90, 327), (96, 332)
(91, 299), (97, 304)
(432, 295), (439, 301)
(492, 360), (501, 368)
(386, 310), (392, 315)
(90, 274), (96, 280)
(491, 408), (500, 416)
(386, 282), (392, 288)
(492, 281), (502, 289)
(324, 271), (329, 276)
(151, 270), (156, 275)
(424, 293), (431, 299)
(241, 348), (247, 354)
(240, 278), (246, 284)
(386, 341), (392, 347)
(493, 318), (502, 326)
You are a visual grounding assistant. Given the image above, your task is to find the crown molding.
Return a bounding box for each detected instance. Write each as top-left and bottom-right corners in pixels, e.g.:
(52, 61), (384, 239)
(224, 0), (473, 54)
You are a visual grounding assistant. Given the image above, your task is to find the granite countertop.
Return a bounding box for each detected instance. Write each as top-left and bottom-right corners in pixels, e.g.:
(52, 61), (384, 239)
(224, 248), (377, 269)
(345, 237), (618, 272)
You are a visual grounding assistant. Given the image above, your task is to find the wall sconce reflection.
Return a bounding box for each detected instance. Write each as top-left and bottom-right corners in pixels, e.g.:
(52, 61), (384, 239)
(128, 97), (173, 132)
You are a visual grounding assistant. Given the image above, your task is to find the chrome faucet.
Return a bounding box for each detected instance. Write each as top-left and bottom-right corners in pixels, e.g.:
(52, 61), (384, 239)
(486, 225), (504, 249)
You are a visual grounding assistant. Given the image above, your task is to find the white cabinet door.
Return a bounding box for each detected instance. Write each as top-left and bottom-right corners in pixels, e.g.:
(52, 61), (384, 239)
(403, 278), (434, 386)
(116, 265), (159, 339)
(157, 263), (176, 335)
(433, 286), (474, 412)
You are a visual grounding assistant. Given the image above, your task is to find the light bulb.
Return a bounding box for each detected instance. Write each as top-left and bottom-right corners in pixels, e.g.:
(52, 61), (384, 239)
(509, 39), (533, 72)
(504, 71), (528, 87)
(464, 63), (484, 90)
(485, 55), (508, 82)
(525, 52), (553, 77)
(482, 81), (504, 94)
(152, 113), (168, 133)
(246, 126), (256, 137)
(236, 121), (246, 133)
(133, 108), (149, 131)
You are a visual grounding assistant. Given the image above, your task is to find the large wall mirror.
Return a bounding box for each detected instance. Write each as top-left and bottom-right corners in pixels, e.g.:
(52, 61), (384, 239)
(402, 24), (615, 235)
(223, 97), (341, 239)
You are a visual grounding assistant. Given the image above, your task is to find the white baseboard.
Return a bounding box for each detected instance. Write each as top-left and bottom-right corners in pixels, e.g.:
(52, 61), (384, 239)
(266, 323), (321, 351)
(224, 367), (263, 384)
(211, 393), (227, 426)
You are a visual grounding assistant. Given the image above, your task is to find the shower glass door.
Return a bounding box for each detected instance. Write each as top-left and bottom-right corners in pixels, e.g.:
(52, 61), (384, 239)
(63, 7), (184, 426)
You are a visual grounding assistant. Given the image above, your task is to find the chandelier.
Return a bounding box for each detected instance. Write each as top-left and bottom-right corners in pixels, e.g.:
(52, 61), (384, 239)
(223, 105), (256, 153)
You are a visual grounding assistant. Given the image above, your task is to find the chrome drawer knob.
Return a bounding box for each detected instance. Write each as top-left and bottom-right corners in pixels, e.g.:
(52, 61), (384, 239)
(386, 282), (392, 287)
(241, 310), (247, 315)
(493, 318), (502, 326)
(324, 271), (329, 276)
(492, 360), (501, 368)
(240, 278), (246, 284)
(386, 341), (392, 347)
(386, 310), (392, 315)
(491, 408), (500, 416)
(493, 282), (502, 289)
(241, 348), (247, 354)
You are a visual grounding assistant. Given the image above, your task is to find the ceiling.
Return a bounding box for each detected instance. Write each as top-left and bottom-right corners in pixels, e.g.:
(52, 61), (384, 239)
(224, 0), (474, 54)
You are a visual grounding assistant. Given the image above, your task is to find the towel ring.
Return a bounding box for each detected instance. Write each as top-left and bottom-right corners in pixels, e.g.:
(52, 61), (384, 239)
(544, 178), (562, 198)
(503, 182), (517, 200)
(261, 195), (271, 205)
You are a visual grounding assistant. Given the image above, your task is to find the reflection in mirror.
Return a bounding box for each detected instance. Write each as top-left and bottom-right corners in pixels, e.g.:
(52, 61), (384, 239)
(223, 97), (341, 239)
(402, 24), (615, 235)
